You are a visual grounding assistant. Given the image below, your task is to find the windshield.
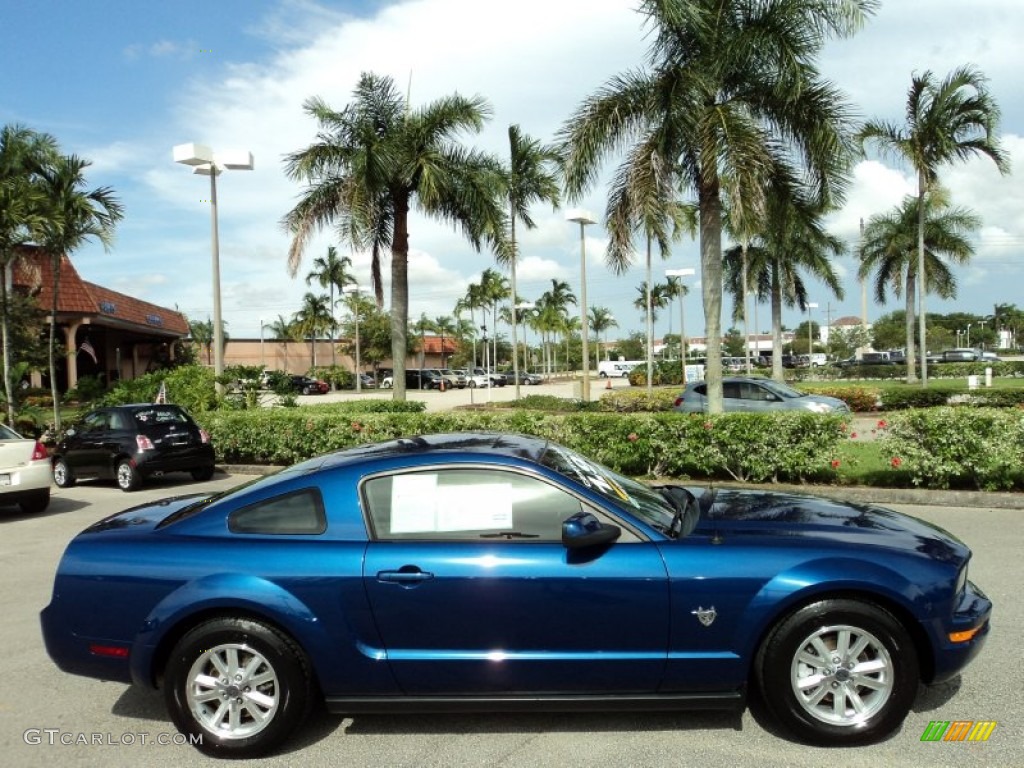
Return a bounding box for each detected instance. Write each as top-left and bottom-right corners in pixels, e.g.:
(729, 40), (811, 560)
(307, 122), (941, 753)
(540, 444), (674, 532)
(759, 380), (806, 399)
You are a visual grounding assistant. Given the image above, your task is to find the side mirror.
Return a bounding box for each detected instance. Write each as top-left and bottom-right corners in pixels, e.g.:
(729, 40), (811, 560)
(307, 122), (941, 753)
(561, 511), (621, 550)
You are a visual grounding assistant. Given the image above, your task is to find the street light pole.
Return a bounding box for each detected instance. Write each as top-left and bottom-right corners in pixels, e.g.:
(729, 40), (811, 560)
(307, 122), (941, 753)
(807, 302), (819, 358)
(666, 268), (695, 385)
(566, 209), (596, 402)
(343, 285), (363, 392)
(259, 319), (265, 369)
(173, 143), (253, 395)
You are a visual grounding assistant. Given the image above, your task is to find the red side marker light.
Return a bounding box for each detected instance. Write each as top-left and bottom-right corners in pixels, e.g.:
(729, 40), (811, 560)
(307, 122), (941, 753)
(89, 643), (130, 658)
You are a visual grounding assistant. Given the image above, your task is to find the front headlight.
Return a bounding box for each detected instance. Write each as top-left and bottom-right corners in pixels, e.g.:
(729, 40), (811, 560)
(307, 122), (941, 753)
(806, 402), (831, 414)
(955, 564), (968, 596)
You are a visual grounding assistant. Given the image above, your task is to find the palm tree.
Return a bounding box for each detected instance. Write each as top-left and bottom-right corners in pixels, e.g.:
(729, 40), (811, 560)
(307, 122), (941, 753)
(588, 306), (618, 365)
(536, 279), (576, 376)
(859, 190), (979, 367)
(38, 153), (124, 429)
(305, 246), (355, 370)
(661, 277), (690, 360)
(478, 267), (509, 371)
(723, 170), (844, 382)
(0, 124), (58, 425)
(633, 282), (670, 325)
(558, 0), (869, 412)
(455, 282), (486, 367)
(189, 318), (215, 365)
(266, 314), (296, 372)
(412, 313), (433, 369)
(432, 315), (457, 368)
(282, 72), (506, 400)
(859, 65), (1009, 384)
(293, 292), (332, 369)
(498, 125), (560, 396)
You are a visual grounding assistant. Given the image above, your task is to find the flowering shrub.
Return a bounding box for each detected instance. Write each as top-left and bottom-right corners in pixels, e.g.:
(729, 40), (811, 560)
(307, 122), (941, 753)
(880, 408), (1024, 490)
(204, 408), (847, 482)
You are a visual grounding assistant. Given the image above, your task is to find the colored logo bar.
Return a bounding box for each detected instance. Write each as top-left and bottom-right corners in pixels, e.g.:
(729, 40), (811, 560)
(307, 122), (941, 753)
(921, 721), (997, 742)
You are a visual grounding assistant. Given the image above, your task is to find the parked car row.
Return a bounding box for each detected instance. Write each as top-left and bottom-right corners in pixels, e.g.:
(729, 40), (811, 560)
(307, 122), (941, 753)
(379, 367), (545, 389)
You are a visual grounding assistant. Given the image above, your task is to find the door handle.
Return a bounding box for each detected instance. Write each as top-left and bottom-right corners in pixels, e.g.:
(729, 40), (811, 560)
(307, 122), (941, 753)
(376, 567), (434, 584)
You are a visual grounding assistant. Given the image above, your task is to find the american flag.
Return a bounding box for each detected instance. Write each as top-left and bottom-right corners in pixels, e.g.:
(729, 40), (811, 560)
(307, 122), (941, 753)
(78, 339), (97, 364)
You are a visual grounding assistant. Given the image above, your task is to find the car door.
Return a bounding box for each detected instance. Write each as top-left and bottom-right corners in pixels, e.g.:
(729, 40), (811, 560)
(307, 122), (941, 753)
(64, 410), (111, 476)
(361, 466), (670, 695)
(721, 381), (747, 411)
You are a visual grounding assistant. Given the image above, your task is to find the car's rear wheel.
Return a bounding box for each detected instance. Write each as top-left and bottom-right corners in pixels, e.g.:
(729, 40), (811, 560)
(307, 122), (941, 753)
(52, 458), (75, 488)
(19, 489), (50, 514)
(116, 459), (142, 492)
(164, 617), (313, 758)
(191, 465), (215, 482)
(756, 598), (918, 745)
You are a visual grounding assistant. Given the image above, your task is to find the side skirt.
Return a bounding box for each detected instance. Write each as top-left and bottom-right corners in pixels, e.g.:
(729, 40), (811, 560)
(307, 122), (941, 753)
(326, 691), (744, 715)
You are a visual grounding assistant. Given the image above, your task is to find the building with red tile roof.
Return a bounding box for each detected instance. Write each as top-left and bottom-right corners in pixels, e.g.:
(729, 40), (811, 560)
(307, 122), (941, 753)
(12, 246), (189, 390)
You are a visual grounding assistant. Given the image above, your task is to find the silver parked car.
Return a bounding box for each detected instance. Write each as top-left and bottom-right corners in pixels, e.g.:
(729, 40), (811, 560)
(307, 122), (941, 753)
(673, 377), (850, 414)
(0, 422), (52, 513)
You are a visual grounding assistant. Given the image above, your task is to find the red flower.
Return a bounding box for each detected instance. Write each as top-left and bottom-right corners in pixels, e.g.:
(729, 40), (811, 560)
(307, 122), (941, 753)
(351, 421), (363, 432)
(703, 422), (713, 430)
(830, 460), (840, 469)
(891, 456), (902, 468)
(850, 432), (858, 439)
(877, 419), (888, 429)
(627, 432), (639, 442)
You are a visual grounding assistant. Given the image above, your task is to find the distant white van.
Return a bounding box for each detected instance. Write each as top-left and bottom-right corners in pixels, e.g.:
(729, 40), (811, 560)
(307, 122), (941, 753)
(598, 360), (643, 378)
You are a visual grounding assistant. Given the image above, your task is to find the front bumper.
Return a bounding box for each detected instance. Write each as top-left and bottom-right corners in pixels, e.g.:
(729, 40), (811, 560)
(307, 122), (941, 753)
(927, 580), (992, 684)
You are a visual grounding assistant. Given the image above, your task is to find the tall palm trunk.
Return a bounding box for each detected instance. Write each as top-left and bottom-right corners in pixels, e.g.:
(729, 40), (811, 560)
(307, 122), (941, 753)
(645, 236), (653, 396)
(390, 194), (410, 400)
(770, 262), (785, 383)
(699, 183), (724, 412)
(905, 264), (918, 383)
(48, 252), (62, 430)
(916, 170), (928, 386)
(1, 262), (15, 425)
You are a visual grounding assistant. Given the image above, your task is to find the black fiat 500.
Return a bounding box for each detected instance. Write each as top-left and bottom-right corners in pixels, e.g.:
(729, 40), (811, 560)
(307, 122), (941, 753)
(51, 404), (216, 492)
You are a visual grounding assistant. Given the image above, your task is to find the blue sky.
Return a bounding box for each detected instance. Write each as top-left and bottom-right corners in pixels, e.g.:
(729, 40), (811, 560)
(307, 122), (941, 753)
(3, 0), (1022, 343)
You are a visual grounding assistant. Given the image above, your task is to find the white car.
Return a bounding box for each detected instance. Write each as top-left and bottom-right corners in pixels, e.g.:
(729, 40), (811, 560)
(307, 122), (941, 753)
(0, 422), (51, 513)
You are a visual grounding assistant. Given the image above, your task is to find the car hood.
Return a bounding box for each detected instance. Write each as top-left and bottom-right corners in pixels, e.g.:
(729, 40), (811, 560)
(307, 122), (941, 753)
(797, 393), (848, 410)
(80, 493), (212, 535)
(693, 488), (968, 564)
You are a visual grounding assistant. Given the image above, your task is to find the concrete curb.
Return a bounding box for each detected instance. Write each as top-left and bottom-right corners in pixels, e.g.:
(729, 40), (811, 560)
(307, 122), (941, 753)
(216, 466), (1024, 510)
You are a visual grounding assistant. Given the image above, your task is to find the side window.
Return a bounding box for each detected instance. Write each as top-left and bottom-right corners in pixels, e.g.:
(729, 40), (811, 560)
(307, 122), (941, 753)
(693, 384), (707, 396)
(82, 411), (108, 431)
(228, 489), (327, 535)
(723, 382), (742, 399)
(363, 469), (583, 542)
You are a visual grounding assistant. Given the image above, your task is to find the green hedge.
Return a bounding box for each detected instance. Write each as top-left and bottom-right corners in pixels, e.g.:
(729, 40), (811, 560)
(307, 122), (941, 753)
(204, 409), (848, 483)
(882, 408), (1024, 490)
(880, 386), (1024, 410)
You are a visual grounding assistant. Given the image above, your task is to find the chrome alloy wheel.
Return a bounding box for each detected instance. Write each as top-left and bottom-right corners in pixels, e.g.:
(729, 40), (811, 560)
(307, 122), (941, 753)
(185, 643), (280, 739)
(790, 623), (895, 727)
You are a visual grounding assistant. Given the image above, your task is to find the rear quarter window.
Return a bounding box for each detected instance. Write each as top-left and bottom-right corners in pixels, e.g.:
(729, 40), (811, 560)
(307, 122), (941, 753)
(132, 406), (192, 426)
(228, 489), (327, 535)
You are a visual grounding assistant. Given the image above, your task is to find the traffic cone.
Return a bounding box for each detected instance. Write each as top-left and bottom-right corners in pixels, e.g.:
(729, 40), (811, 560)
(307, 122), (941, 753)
(605, 378), (612, 390)
(439, 379), (446, 392)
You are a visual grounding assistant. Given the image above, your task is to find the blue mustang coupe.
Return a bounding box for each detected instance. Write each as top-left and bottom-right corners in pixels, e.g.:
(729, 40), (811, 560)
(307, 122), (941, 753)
(41, 433), (991, 758)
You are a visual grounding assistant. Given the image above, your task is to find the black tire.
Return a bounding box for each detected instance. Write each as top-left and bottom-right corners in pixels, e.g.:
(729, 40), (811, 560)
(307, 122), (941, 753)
(755, 598), (918, 746)
(116, 459), (142, 492)
(599, 372), (607, 378)
(52, 458), (76, 488)
(191, 465), (215, 482)
(164, 617), (313, 758)
(469, 380), (477, 388)
(19, 489), (50, 514)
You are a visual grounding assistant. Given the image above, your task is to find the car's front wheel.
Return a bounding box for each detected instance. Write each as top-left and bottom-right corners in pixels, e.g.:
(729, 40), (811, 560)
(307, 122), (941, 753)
(52, 458), (76, 488)
(116, 459), (142, 492)
(164, 617), (313, 758)
(756, 598), (918, 745)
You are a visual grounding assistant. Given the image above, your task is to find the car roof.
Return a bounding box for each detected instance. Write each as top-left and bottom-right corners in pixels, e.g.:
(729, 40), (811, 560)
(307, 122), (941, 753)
(307, 432), (551, 473)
